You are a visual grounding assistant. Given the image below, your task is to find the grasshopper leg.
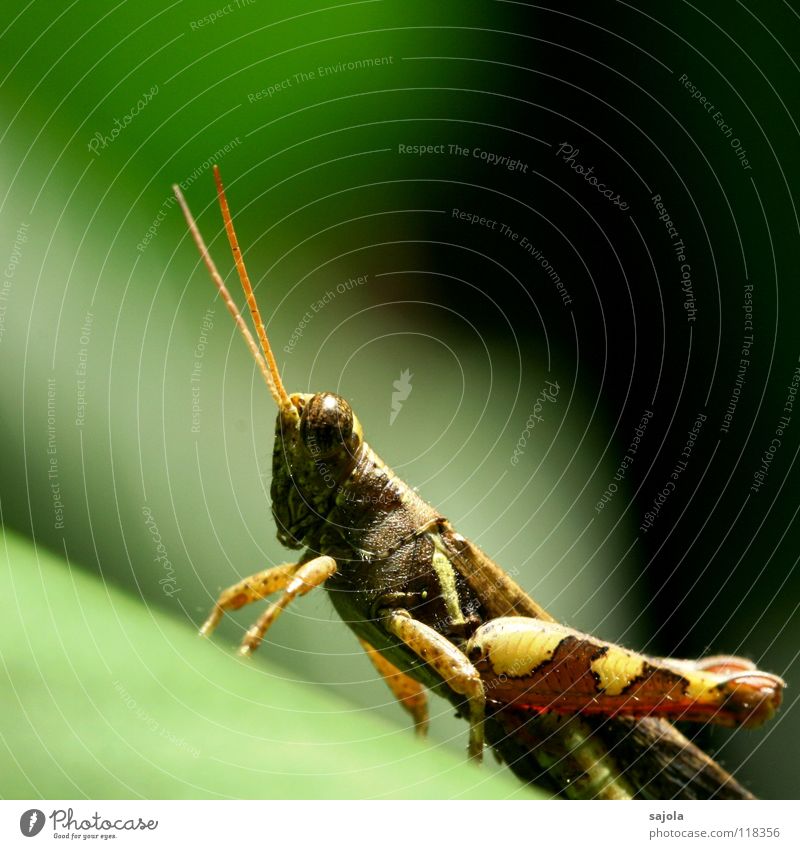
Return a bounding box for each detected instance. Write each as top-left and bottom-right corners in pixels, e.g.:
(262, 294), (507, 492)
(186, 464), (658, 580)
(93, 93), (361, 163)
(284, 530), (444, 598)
(358, 638), (429, 737)
(380, 609), (485, 761)
(466, 617), (784, 729)
(239, 555), (337, 657)
(200, 562), (301, 637)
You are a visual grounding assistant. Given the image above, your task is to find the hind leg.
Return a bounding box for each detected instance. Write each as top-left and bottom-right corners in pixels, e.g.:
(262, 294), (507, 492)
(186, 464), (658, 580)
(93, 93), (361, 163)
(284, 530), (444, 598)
(465, 617), (783, 728)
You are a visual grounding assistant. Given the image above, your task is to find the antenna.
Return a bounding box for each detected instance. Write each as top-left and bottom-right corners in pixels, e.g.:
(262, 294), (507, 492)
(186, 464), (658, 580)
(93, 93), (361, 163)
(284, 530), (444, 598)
(172, 180), (289, 410)
(212, 165), (291, 409)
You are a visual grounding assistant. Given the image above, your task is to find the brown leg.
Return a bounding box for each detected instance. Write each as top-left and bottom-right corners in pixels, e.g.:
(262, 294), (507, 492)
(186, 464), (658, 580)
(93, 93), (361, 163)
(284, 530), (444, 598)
(358, 638), (429, 737)
(200, 562), (301, 637)
(380, 609), (485, 761)
(239, 555), (337, 657)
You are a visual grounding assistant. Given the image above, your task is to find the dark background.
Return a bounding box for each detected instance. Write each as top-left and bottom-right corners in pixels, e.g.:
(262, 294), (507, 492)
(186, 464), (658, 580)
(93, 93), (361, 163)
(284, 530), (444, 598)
(1, 1), (797, 798)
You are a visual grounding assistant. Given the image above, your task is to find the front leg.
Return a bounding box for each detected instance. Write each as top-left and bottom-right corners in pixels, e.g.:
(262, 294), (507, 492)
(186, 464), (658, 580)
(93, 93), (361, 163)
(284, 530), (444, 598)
(200, 561), (301, 637)
(380, 609), (485, 760)
(240, 555), (337, 656)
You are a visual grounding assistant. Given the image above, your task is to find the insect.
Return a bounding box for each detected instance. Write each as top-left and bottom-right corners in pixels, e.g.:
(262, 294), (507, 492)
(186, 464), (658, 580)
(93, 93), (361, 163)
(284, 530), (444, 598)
(173, 167), (784, 800)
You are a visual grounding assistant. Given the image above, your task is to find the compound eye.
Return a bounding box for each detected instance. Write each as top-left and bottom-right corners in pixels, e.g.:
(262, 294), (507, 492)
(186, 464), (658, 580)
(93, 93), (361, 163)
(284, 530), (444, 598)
(299, 393), (354, 458)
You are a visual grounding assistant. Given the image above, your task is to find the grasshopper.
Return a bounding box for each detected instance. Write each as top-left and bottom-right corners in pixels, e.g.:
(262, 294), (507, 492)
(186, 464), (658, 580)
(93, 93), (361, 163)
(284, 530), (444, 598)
(173, 167), (784, 800)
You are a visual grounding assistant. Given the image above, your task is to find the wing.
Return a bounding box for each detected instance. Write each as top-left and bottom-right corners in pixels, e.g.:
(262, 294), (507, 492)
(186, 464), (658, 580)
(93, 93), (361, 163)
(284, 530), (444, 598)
(438, 523), (553, 621)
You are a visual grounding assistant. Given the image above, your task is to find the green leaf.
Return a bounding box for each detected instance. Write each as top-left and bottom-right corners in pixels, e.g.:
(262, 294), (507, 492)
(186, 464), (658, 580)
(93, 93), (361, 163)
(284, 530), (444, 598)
(0, 529), (544, 799)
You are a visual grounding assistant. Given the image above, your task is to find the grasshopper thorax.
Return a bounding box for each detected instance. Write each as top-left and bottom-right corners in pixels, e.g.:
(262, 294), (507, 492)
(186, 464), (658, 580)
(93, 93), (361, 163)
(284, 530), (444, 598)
(271, 391), (364, 549)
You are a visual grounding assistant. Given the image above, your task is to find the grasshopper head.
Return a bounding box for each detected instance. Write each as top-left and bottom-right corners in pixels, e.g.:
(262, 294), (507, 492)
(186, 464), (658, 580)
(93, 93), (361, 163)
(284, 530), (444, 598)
(270, 391), (364, 548)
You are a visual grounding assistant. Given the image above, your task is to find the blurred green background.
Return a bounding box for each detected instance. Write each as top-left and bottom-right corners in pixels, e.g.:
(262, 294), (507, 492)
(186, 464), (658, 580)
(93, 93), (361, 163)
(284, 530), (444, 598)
(1, 1), (797, 799)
